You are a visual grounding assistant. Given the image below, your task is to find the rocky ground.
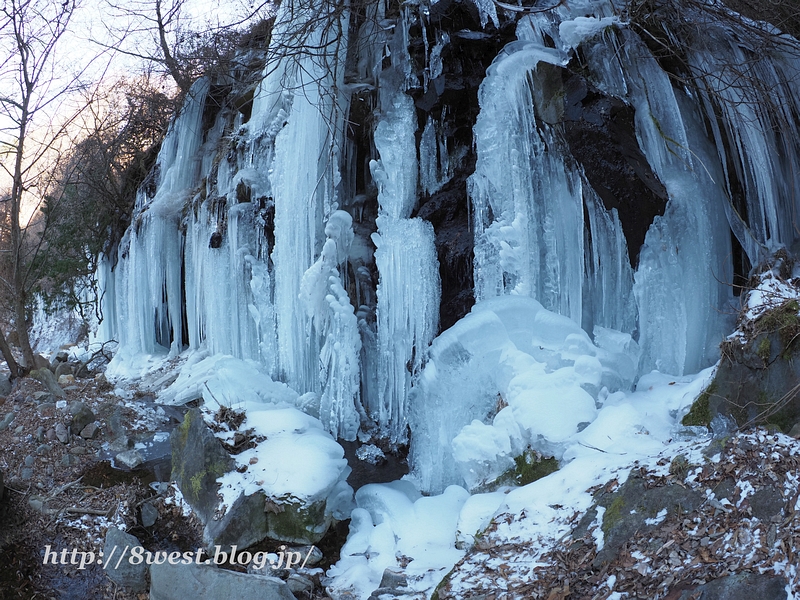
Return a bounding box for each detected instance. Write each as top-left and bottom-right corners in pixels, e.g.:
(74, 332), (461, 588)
(0, 366), (347, 599)
(435, 430), (800, 599)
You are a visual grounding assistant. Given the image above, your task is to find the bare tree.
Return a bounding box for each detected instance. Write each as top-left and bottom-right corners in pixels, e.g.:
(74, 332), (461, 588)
(95, 0), (273, 95)
(0, 0), (100, 374)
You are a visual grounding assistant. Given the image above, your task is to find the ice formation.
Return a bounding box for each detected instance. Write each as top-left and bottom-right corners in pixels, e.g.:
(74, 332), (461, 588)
(88, 0), (800, 554)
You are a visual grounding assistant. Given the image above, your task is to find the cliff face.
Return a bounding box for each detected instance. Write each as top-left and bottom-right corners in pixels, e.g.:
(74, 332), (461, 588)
(98, 0), (800, 466)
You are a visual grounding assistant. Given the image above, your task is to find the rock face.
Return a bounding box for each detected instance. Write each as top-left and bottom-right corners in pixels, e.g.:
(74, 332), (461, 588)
(684, 266), (800, 433)
(149, 562), (296, 600)
(580, 469), (703, 568)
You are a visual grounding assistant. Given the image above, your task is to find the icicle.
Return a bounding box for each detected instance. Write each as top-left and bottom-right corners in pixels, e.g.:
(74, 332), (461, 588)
(469, 42), (585, 323)
(300, 210), (361, 441)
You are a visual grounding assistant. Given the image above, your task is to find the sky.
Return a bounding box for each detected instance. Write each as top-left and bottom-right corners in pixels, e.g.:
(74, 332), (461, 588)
(0, 0), (268, 224)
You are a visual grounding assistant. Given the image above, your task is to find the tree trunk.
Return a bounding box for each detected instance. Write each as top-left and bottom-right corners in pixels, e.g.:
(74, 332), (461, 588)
(0, 328), (19, 379)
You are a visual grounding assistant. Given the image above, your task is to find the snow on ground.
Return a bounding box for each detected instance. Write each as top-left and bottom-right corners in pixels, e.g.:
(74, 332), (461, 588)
(326, 365), (715, 599)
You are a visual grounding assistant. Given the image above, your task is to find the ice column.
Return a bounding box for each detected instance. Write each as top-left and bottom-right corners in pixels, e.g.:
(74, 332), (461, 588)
(469, 43), (585, 324)
(369, 40), (441, 441)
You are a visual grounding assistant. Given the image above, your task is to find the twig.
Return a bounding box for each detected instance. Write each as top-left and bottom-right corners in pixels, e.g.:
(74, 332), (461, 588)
(64, 507), (112, 516)
(47, 476), (83, 501)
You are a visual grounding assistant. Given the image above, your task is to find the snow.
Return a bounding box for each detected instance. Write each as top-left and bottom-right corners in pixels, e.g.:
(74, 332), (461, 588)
(217, 406), (350, 509)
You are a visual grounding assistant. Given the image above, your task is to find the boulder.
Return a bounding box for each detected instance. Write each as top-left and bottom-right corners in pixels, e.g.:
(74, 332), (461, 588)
(54, 362), (72, 379)
(29, 369), (65, 398)
(205, 491), (268, 551)
(677, 572), (788, 600)
(69, 402), (95, 433)
(104, 527), (148, 592)
(150, 562), (296, 600)
(170, 409), (234, 523)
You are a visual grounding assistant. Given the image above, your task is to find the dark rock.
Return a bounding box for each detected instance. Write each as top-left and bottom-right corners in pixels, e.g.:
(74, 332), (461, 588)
(61, 454), (79, 467)
(29, 369), (65, 398)
(561, 74), (668, 266)
(140, 502), (158, 527)
(676, 572), (788, 600)
(748, 486), (785, 520)
(0, 412), (15, 431)
(69, 446), (87, 456)
(32, 391), (51, 402)
(588, 470), (703, 567)
(706, 322), (800, 431)
(170, 408), (234, 523)
(149, 562), (296, 600)
(286, 574), (313, 594)
(104, 527), (148, 592)
(54, 362), (72, 379)
(379, 568), (407, 589)
(80, 422), (99, 439)
(69, 402), (96, 434)
(205, 491), (268, 551)
(0, 376), (10, 397)
(55, 423), (69, 443)
(36, 444), (52, 456)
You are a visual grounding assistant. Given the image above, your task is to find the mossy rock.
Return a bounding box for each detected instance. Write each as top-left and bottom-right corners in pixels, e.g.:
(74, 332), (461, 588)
(265, 496), (332, 545)
(170, 408), (234, 523)
(493, 449), (559, 489)
(681, 382), (715, 427)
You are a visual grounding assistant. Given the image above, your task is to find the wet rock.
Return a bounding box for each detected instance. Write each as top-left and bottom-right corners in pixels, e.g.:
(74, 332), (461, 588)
(29, 368), (65, 398)
(69, 402), (95, 433)
(104, 527), (148, 592)
(149, 562), (296, 600)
